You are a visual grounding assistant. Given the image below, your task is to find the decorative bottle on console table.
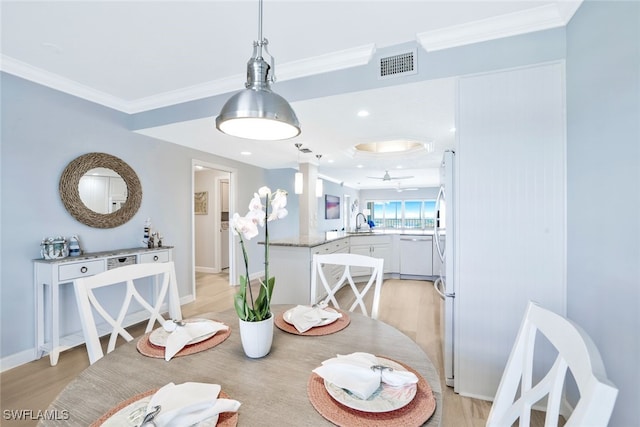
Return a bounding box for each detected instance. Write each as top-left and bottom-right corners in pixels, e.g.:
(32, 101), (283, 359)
(69, 235), (81, 256)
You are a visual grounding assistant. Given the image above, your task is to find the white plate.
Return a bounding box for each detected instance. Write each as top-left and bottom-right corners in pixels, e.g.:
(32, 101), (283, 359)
(283, 306), (340, 328)
(148, 319), (218, 347)
(99, 395), (217, 427)
(323, 357), (417, 413)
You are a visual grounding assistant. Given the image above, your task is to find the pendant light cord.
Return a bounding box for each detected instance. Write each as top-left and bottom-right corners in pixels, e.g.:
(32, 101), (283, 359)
(257, 0), (264, 58)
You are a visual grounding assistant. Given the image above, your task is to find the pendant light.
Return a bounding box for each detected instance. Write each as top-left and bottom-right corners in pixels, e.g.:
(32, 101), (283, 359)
(315, 154), (323, 197)
(216, 0), (301, 141)
(294, 143), (303, 194)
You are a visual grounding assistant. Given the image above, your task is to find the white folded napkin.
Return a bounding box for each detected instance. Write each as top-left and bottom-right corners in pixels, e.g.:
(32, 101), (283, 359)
(288, 305), (342, 333)
(162, 319), (229, 361)
(146, 382), (240, 427)
(312, 352), (419, 400)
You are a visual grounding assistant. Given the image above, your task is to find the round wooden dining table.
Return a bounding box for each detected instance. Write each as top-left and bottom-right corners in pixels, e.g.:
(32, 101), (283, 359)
(39, 305), (442, 426)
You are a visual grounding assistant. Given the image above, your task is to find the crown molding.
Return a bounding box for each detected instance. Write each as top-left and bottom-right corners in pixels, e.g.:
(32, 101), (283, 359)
(1, 55), (131, 112)
(127, 43), (374, 113)
(276, 43), (375, 82)
(2, 0), (581, 114)
(126, 75), (242, 114)
(2, 43), (376, 114)
(417, 2), (582, 52)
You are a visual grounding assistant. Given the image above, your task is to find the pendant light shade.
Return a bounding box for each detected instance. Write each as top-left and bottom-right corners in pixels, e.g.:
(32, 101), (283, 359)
(217, 89), (300, 141)
(216, 0), (300, 141)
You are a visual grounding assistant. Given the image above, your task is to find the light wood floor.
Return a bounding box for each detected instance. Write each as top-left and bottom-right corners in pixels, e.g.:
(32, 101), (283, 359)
(1, 274), (551, 426)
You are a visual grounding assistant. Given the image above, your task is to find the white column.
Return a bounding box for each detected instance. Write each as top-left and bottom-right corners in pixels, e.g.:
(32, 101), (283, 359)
(298, 162), (320, 238)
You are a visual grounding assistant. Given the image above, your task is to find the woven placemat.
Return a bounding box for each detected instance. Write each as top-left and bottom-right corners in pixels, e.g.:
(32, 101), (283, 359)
(90, 388), (238, 427)
(307, 357), (436, 426)
(274, 309), (351, 336)
(136, 323), (231, 358)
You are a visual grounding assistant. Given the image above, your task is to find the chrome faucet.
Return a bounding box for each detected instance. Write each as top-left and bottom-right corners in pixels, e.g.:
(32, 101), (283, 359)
(355, 213), (366, 230)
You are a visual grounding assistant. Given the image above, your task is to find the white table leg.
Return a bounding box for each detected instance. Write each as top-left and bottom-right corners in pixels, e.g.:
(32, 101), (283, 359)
(49, 280), (60, 366)
(35, 277), (45, 360)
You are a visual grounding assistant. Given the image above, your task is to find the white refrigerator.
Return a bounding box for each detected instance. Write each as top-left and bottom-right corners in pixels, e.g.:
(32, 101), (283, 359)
(434, 149), (455, 387)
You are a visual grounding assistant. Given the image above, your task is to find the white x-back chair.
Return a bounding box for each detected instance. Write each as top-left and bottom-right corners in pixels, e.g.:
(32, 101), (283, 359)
(310, 253), (384, 319)
(486, 301), (617, 427)
(73, 261), (182, 364)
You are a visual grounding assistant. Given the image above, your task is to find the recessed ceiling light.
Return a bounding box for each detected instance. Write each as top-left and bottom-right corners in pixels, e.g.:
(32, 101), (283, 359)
(354, 140), (425, 154)
(357, 110), (370, 117)
(449, 127), (456, 133)
(357, 164), (364, 168)
(240, 151), (252, 156)
(328, 159), (334, 163)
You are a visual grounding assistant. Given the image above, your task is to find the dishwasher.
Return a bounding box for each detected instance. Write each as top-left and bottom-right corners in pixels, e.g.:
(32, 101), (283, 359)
(399, 236), (433, 276)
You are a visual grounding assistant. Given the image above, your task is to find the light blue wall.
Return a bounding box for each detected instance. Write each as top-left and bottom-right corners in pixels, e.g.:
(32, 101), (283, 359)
(317, 180), (360, 233)
(0, 73), (268, 364)
(566, 1), (640, 424)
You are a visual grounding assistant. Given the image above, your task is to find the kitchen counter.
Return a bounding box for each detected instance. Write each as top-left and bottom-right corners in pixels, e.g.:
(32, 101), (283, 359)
(269, 230), (438, 305)
(266, 232), (349, 248)
(363, 229), (435, 236)
(268, 230), (434, 248)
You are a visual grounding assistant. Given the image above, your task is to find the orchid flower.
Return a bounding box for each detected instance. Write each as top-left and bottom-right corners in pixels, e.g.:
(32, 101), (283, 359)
(230, 213), (259, 240)
(232, 186), (288, 322)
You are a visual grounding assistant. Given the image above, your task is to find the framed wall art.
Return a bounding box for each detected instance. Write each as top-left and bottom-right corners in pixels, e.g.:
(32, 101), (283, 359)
(325, 194), (340, 219)
(194, 191), (208, 215)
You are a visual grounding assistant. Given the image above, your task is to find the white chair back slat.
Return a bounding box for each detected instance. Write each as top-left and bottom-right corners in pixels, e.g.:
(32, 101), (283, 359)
(73, 261), (182, 365)
(310, 253), (384, 319)
(486, 301), (618, 427)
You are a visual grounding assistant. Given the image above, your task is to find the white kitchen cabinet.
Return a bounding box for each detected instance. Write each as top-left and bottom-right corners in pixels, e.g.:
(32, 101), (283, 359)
(269, 237), (349, 305)
(399, 236), (433, 276)
(312, 239), (350, 302)
(33, 246), (173, 366)
(349, 235), (392, 276)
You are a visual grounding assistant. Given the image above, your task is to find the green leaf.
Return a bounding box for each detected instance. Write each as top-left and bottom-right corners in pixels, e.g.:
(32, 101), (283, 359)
(253, 277), (275, 320)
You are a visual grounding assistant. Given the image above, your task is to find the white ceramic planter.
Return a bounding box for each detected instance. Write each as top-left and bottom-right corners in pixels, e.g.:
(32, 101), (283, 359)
(238, 314), (274, 358)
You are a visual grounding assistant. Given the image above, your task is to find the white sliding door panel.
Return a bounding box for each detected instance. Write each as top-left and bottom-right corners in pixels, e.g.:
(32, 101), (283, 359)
(454, 62), (566, 399)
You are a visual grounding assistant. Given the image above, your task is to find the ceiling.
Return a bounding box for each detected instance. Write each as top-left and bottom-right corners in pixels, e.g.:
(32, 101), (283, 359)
(1, 1), (581, 189)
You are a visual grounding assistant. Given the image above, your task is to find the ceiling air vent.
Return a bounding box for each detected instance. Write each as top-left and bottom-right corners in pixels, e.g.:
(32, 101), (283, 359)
(379, 48), (417, 79)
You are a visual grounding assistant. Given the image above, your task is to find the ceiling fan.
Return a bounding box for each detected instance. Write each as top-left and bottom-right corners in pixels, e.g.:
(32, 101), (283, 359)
(367, 170), (415, 181)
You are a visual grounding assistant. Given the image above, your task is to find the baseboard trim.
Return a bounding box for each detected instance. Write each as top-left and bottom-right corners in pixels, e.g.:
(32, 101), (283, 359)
(0, 349), (37, 373)
(2, 295), (197, 373)
(195, 266), (220, 274)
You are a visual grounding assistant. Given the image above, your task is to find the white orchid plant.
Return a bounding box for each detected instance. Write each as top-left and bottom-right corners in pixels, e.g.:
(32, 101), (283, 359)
(231, 186), (288, 322)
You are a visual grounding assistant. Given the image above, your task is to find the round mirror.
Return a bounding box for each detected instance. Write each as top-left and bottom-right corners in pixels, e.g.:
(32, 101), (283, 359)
(59, 153), (142, 228)
(79, 167), (128, 214)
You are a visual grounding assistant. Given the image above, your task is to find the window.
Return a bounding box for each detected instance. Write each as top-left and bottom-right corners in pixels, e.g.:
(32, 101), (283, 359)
(366, 199), (436, 230)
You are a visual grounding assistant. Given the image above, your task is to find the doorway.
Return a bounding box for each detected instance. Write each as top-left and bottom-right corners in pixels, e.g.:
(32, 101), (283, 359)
(191, 160), (236, 298)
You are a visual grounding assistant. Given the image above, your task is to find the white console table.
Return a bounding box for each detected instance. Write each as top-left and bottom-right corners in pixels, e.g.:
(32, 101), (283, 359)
(33, 246), (173, 366)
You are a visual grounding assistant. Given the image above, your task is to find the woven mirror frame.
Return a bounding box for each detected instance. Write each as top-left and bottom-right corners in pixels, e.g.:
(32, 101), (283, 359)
(59, 153), (142, 228)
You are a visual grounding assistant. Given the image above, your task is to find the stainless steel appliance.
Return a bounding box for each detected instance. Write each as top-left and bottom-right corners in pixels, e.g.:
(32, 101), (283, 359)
(434, 150), (455, 387)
